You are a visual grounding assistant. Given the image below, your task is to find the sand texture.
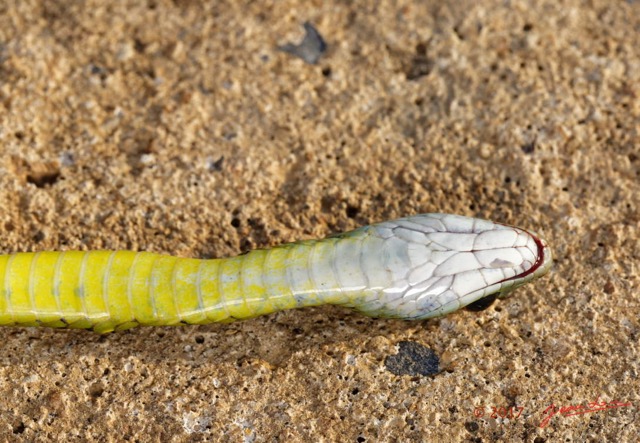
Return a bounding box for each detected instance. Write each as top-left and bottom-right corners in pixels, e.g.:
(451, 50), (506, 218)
(0, 0), (638, 441)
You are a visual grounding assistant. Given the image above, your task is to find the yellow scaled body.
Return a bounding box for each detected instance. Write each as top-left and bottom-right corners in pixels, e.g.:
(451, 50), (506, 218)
(0, 248), (315, 333)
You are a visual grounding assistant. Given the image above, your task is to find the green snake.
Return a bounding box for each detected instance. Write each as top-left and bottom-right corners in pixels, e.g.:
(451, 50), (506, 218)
(0, 213), (552, 333)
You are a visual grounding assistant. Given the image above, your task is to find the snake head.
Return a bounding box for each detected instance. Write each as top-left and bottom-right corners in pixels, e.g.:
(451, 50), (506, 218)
(350, 213), (552, 320)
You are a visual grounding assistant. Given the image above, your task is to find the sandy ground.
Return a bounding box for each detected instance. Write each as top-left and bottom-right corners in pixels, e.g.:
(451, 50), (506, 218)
(0, 0), (638, 441)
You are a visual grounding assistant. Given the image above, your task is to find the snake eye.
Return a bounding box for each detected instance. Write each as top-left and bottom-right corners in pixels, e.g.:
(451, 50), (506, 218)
(465, 293), (498, 312)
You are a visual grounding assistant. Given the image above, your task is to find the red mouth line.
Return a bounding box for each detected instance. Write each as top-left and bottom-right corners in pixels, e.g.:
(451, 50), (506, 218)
(497, 228), (547, 286)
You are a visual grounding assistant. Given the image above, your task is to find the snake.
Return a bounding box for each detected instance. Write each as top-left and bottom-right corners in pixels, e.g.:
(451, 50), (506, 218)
(0, 213), (552, 333)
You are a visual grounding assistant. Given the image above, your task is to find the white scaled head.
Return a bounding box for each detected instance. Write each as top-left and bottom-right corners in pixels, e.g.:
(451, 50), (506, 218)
(351, 213), (552, 320)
